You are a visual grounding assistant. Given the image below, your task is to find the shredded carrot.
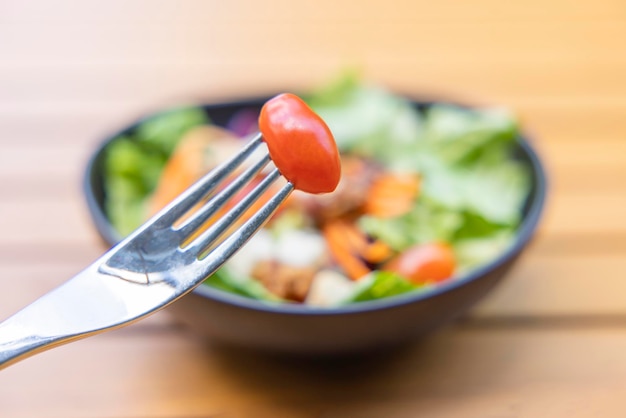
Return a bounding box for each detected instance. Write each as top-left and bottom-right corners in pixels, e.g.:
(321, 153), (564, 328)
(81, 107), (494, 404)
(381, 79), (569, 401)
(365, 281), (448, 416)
(364, 172), (420, 218)
(323, 221), (370, 280)
(149, 132), (209, 216)
(323, 220), (393, 280)
(363, 240), (393, 263)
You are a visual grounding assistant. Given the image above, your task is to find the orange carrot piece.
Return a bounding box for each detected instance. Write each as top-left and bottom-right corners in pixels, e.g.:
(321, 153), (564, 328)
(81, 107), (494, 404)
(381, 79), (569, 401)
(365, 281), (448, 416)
(322, 220), (393, 280)
(363, 240), (393, 264)
(323, 221), (371, 280)
(364, 172), (420, 218)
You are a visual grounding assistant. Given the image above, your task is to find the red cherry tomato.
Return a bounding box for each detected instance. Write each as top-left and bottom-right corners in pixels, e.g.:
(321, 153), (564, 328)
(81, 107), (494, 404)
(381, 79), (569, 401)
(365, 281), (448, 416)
(383, 243), (456, 284)
(259, 93), (341, 194)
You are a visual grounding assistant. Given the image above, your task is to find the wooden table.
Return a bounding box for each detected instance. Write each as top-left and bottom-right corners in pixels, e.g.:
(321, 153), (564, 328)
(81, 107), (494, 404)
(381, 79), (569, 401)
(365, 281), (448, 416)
(1, 1), (625, 416)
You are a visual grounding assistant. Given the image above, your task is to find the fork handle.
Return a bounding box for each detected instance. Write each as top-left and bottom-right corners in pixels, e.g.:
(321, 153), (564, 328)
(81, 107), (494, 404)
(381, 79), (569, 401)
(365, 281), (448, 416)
(0, 320), (58, 369)
(0, 300), (72, 370)
(0, 258), (185, 370)
(0, 279), (93, 370)
(0, 265), (131, 370)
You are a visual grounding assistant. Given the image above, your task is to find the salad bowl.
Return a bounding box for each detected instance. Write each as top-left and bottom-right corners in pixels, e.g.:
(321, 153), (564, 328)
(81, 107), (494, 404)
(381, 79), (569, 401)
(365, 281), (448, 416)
(84, 87), (547, 355)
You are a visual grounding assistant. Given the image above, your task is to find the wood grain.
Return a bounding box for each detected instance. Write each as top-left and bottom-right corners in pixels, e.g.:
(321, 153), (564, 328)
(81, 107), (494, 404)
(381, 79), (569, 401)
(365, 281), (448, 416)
(1, 0), (626, 416)
(3, 326), (626, 418)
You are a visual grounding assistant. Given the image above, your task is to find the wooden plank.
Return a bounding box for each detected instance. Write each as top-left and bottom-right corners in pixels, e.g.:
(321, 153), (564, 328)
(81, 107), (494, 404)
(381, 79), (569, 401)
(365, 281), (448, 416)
(0, 199), (611, 260)
(472, 252), (626, 318)
(531, 232), (626, 256)
(0, 145), (88, 180)
(0, 260), (105, 319)
(1, 126), (624, 187)
(515, 101), (626, 140)
(0, 200), (98, 244)
(0, 133), (623, 200)
(542, 194), (626, 235)
(1, 92), (626, 152)
(0, 247), (625, 321)
(2, 187), (623, 245)
(1, 19), (626, 104)
(2, 0), (626, 23)
(3, 54), (626, 107)
(2, 325), (626, 417)
(319, 329), (626, 418)
(0, 329), (223, 418)
(1, 1), (626, 416)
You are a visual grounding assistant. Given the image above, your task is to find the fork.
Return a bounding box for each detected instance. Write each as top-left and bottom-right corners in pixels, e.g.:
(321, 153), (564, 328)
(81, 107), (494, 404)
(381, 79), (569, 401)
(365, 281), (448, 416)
(0, 133), (293, 370)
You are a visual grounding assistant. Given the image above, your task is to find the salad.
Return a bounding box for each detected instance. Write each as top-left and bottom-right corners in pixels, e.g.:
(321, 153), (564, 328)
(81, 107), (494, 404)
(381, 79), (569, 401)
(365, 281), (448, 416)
(103, 75), (531, 307)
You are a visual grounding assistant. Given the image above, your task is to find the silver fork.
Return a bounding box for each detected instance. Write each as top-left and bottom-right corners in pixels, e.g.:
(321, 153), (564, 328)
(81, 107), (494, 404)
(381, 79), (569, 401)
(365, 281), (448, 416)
(0, 133), (293, 370)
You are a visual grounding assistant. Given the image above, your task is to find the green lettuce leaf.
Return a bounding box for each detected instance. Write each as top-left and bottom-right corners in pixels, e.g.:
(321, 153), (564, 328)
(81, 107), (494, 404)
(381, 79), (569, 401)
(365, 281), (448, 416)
(204, 267), (282, 302)
(104, 107), (208, 236)
(420, 155), (530, 226)
(135, 107), (208, 156)
(307, 74), (424, 169)
(342, 271), (422, 304)
(359, 198), (464, 251)
(453, 231), (515, 273)
(423, 104), (518, 165)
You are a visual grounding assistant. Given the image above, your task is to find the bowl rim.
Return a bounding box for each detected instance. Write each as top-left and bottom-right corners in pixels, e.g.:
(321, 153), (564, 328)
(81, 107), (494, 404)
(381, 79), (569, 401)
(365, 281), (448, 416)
(84, 96), (548, 317)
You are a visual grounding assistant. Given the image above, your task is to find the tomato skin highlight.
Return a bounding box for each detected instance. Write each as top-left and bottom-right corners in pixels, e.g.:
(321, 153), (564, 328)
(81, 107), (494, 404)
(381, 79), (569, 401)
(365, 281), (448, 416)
(383, 243), (456, 284)
(259, 93), (341, 194)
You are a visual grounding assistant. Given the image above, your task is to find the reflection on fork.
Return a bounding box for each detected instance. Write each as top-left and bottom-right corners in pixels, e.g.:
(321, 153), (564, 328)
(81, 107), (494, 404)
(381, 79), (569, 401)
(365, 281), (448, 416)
(0, 133), (293, 370)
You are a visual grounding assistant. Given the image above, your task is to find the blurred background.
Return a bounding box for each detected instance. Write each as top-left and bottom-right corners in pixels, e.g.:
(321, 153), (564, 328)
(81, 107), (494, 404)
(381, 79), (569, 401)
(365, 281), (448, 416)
(1, 0), (626, 417)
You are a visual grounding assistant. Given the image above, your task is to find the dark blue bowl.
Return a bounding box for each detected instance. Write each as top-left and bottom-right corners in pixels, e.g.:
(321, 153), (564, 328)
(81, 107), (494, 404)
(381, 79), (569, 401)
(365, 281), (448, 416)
(84, 97), (547, 355)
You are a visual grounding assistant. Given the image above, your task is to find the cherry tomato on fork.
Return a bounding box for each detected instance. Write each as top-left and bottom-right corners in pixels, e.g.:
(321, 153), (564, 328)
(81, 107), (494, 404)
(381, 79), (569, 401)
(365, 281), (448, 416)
(259, 93), (341, 194)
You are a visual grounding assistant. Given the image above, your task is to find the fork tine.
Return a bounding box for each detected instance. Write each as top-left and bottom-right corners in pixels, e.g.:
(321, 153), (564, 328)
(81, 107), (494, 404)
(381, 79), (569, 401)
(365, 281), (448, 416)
(197, 182), (294, 270)
(176, 152), (271, 238)
(152, 133), (264, 227)
(184, 167), (283, 254)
